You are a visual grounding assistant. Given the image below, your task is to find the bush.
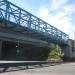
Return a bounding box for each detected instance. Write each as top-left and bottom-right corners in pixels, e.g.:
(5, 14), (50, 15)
(48, 44), (64, 59)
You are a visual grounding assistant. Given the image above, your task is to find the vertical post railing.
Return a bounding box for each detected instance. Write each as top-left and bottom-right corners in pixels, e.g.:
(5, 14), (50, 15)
(5, 0), (9, 20)
(38, 19), (40, 32)
(18, 9), (21, 25)
(28, 15), (31, 28)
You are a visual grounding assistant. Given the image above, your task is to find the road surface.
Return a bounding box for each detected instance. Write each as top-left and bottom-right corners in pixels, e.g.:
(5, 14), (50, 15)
(0, 62), (75, 75)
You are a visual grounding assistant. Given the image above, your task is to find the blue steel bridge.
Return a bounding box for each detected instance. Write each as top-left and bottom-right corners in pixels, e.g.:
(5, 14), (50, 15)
(0, 0), (69, 46)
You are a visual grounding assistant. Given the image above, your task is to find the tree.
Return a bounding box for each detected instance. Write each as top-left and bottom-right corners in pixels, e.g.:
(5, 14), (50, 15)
(48, 44), (64, 59)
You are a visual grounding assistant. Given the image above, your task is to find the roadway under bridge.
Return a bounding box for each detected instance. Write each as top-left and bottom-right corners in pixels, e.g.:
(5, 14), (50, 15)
(0, 0), (69, 60)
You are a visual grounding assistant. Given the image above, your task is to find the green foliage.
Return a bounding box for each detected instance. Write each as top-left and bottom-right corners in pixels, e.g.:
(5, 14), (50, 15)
(48, 44), (64, 59)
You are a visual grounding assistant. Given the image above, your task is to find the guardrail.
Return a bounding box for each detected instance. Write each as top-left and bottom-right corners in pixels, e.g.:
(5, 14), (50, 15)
(0, 61), (59, 72)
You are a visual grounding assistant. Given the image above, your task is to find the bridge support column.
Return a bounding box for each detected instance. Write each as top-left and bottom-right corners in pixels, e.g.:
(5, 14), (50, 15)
(61, 46), (70, 61)
(0, 40), (2, 59)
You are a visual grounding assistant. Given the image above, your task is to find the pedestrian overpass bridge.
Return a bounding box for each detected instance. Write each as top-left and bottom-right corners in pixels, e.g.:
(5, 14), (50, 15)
(0, 0), (69, 47)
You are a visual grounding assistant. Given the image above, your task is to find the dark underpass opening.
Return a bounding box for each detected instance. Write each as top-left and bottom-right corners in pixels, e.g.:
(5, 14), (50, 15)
(2, 41), (49, 61)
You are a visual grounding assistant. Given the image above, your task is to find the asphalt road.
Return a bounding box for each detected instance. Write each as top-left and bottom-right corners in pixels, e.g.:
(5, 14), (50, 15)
(0, 62), (75, 75)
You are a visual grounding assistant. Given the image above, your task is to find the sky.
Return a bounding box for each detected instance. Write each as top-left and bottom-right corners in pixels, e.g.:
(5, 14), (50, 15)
(8, 0), (75, 39)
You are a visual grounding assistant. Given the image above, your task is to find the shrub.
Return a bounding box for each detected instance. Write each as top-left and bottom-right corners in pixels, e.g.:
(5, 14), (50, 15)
(48, 44), (64, 59)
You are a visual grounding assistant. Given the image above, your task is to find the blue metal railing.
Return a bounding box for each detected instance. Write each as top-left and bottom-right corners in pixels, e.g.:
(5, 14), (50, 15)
(0, 0), (69, 45)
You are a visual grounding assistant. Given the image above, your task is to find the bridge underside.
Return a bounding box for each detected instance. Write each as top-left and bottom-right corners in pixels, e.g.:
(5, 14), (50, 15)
(0, 41), (49, 61)
(0, 21), (50, 61)
(0, 20), (49, 47)
(0, 18), (68, 46)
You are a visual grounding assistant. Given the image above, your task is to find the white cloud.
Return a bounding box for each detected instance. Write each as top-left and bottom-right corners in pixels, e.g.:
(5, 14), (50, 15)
(62, 4), (75, 15)
(38, 1), (75, 39)
(38, 7), (49, 21)
(50, 0), (68, 10)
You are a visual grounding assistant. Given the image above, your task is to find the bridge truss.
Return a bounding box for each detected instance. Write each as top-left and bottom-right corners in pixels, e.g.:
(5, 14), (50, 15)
(0, 0), (69, 45)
